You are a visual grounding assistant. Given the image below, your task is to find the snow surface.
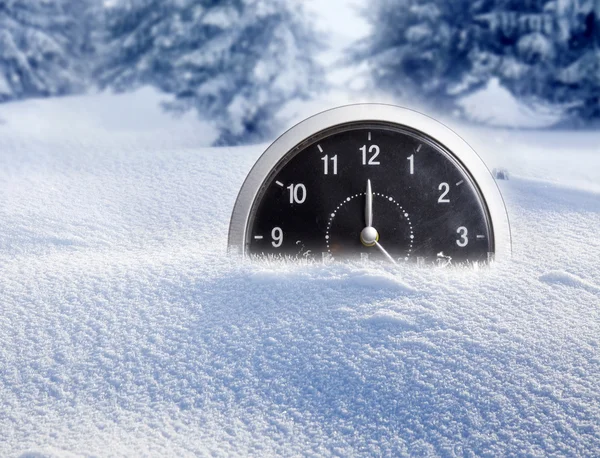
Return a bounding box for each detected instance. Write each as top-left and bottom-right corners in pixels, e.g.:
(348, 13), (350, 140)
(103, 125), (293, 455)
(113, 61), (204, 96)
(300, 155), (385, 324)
(1, 92), (600, 456)
(458, 78), (566, 128)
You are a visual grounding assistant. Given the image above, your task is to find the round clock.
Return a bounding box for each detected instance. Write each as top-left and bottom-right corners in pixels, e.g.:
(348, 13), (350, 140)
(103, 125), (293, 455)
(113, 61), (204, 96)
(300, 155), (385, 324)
(229, 104), (511, 266)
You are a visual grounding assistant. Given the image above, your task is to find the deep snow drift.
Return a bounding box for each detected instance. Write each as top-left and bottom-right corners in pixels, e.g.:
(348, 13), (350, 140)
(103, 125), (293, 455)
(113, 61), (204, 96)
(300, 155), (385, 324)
(1, 92), (599, 456)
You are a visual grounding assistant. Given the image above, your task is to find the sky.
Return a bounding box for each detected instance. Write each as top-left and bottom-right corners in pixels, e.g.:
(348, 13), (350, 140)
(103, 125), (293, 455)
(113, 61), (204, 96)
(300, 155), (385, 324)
(303, 0), (370, 61)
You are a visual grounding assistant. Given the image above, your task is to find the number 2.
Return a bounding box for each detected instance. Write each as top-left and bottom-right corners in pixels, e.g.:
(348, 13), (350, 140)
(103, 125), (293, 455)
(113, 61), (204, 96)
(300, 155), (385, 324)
(438, 183), (450, 203)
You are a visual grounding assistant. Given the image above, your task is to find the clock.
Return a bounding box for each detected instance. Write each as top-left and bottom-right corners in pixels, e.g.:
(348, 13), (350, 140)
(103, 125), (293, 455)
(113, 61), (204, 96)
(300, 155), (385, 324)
(228, 104), (511, 266)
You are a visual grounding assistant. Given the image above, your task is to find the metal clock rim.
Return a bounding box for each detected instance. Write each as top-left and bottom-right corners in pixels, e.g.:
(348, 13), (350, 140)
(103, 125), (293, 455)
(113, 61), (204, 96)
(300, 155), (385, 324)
(228, 103), (512, 261)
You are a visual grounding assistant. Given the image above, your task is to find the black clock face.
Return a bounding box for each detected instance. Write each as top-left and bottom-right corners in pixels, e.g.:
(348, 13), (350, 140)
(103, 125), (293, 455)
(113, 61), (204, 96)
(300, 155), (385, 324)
(245, 122), (494, 266)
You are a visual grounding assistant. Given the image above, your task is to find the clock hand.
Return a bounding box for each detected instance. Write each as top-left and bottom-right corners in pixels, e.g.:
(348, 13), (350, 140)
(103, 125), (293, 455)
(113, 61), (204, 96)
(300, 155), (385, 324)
(365, 179), (373, 228)
(361, 225), (397, 265)
(362, 180), (396, 264)
(374, 241), (397, 265)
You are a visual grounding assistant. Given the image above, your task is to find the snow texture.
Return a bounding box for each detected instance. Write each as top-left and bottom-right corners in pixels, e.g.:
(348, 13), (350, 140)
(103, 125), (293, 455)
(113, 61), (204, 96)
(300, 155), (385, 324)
(1, 93), (600, 456)
(458, 78), (566, 128)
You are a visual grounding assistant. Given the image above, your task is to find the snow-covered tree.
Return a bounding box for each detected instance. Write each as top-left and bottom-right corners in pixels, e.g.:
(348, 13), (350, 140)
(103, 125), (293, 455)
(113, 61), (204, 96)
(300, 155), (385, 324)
(353, 0), (491, 112)
(475, 0), (600, 122)
(0, 0), (94, 102)
(553, 0), (600, 123)
(358, 0), (599, 124)
(97, 0), (324, 145)
(356, 0), (561, 110)
(472, 0), (560, 101)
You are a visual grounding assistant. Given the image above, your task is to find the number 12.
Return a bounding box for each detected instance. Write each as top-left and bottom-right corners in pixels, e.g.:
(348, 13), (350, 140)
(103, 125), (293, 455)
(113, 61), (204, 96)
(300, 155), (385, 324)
(360, 145), (380, 165)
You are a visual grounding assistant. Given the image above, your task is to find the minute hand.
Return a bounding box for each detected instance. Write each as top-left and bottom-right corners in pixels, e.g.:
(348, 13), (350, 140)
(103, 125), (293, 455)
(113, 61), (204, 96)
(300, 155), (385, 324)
(365, 179), (373, 227)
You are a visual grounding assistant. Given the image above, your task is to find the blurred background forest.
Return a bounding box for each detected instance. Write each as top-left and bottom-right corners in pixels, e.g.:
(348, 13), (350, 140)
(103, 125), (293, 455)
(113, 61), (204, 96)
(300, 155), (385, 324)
(0, 0), (598, 145)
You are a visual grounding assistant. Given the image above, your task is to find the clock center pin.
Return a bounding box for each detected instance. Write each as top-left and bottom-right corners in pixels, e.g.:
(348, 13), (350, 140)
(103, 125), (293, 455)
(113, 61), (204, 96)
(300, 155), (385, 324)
(360, 226), (379, 247)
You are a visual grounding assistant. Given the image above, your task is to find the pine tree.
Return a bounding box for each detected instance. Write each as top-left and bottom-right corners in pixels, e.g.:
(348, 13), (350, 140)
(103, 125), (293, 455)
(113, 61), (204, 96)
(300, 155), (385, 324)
(97, 0), (324, 145)
(354, 0), (490, 112)
(0, 0), (92, 102)
(95, 0), (176, 92)
(359, 0), (599, 125)
(476, 0), (600, 123)
(473, 0), (559, 101)
(553, 0), (600, 123)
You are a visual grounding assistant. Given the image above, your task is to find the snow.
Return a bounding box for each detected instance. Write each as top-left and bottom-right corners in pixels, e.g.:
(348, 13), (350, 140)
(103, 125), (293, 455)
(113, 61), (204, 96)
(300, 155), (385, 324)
(1, 92), (600, 456)
(458, 78), (566, 128)
(0, 87), (217, 146)
(540, 271), (600, 293)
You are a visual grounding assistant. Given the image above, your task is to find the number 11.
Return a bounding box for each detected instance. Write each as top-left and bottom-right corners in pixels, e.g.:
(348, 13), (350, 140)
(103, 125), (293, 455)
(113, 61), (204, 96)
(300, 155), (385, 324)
(321, 154), (338, 175)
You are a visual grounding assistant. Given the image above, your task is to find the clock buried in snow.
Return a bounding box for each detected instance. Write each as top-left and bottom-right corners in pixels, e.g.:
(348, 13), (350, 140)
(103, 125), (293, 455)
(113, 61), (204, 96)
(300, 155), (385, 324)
(228, 104), (511, 266)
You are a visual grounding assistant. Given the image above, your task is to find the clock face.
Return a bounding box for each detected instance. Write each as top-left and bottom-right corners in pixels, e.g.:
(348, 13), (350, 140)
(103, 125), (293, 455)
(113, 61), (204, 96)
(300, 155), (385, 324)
(229, 105), (511, 266)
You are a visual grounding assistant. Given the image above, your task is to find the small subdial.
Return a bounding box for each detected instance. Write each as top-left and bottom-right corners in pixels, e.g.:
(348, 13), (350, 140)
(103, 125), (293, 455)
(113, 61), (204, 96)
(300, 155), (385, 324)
(325, 191), (414, 262)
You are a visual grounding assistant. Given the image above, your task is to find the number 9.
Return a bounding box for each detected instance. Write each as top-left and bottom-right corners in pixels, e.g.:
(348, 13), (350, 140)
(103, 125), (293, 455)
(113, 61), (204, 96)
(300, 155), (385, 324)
(271, 227), (283, 248)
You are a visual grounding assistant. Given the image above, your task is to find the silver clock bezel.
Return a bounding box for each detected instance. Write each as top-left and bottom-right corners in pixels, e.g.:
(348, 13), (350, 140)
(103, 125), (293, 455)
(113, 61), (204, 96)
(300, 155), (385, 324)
(228, 104), (512, 261)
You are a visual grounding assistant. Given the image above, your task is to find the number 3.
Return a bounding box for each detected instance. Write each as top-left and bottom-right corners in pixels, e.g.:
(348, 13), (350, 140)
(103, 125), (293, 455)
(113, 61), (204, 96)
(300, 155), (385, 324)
(456, 226), (468, 247)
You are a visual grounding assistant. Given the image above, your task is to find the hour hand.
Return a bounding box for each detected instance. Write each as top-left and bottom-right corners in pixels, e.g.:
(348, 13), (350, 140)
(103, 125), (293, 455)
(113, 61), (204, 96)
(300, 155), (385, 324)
(365, 179), (373, 227)
(374, 241), (397, 265)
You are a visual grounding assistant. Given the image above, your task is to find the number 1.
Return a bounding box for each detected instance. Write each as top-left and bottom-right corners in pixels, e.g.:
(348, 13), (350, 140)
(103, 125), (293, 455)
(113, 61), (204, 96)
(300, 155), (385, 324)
(407, 154), (414, 174)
